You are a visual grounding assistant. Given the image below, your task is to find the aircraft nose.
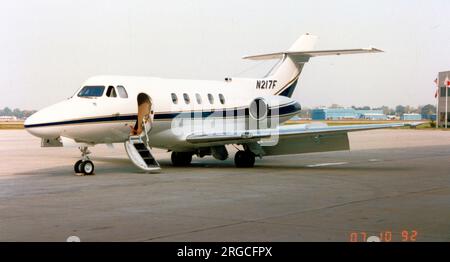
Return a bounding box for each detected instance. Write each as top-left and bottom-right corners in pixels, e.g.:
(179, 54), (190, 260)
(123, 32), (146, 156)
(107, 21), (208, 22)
(24, 104), (62, 139)
(25, 110), (47, 138)
(24, 112), (38, 128)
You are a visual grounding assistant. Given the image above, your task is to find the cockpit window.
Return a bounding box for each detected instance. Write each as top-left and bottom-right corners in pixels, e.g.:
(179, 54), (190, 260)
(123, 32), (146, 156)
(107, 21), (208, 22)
(106, 86), (117, 98)
(78, 86), (105, 97)
(116, 86), (128, 98)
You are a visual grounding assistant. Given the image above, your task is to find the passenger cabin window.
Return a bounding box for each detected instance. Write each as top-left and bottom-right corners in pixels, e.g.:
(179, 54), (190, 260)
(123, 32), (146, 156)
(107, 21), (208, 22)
(195, 93), (202, 104)
(208, 94), (214, 104)
(171, 93), (178, 104)
(184, 93), (190, 104)
(78, 86), (105, 97)
(219, 94), (225, 105)
(116, 86), (128, 98)
(106, 86), (117, 98)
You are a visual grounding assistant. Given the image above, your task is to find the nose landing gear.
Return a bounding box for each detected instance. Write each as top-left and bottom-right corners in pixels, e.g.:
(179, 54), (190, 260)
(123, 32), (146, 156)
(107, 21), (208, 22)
(74, 146), (95, 176)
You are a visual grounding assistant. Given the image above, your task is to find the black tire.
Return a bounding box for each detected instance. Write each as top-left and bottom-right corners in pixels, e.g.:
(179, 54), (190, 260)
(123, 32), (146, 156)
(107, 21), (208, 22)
(80, 160), (95, 175)
(74, 160), (84, 173)
(171, 152), (193, 167)
(234, 151), (255, 168)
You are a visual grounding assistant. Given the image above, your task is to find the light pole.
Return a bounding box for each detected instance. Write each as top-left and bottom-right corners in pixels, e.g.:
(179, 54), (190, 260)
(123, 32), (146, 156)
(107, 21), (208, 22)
(446, 76), (449, 129)
(435, 77), (439, 129)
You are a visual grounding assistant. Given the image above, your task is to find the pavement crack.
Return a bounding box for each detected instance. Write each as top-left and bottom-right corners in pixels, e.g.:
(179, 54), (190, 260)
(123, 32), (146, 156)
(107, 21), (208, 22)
(247, 186), (449, 223)
(140, 221), (248, 241)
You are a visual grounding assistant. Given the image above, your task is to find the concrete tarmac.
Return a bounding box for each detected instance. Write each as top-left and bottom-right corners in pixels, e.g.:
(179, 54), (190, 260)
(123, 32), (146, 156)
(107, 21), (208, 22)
(0, 129), (449, 242)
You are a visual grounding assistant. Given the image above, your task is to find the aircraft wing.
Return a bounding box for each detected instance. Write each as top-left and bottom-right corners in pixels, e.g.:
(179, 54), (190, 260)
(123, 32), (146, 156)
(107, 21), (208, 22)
(186, 122), (423, 156)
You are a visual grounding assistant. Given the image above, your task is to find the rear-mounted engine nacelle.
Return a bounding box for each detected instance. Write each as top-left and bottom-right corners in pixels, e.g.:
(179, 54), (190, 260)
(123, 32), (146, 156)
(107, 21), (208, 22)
(249, 97), (269, 121)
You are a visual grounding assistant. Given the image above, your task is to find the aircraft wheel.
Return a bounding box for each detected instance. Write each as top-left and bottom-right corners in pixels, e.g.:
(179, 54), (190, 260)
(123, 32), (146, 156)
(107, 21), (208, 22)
(234, 151), (255, 168)
(80, 160), (95, 175)
(171, 152), (193, 167)
(74, 160), (84, 173)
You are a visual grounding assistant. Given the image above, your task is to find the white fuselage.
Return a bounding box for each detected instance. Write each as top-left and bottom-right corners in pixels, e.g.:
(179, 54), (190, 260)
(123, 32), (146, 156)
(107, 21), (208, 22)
(25, 75), (301, 151)
(22, 34), (389, 173)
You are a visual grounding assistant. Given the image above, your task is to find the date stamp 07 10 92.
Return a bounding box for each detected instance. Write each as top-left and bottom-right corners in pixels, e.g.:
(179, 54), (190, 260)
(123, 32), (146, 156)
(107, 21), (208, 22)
(349, 230), (418, 242)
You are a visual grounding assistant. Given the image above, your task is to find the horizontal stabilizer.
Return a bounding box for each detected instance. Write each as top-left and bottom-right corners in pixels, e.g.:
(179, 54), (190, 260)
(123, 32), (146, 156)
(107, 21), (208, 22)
(243, 47), (383, 61)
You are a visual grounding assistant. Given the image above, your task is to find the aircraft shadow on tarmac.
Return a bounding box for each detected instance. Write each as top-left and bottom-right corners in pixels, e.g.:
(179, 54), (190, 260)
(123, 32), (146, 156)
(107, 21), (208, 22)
(11, 155), (411, 177)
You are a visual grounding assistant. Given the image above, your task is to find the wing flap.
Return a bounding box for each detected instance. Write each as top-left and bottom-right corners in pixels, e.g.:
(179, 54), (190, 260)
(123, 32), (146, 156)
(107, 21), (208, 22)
(186, 131), (271, 146)
(261, 132), (350, 156)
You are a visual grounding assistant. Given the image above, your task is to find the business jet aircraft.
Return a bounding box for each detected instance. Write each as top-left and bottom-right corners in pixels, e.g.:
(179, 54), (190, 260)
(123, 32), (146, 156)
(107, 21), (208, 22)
(25, 34), (418, 175)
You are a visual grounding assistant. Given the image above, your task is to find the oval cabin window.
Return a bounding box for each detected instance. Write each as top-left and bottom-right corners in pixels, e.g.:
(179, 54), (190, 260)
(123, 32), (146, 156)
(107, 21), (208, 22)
(171, 93), (178, 104)
(196, 93), (202, 104)
(219, 94), (225, 105)
(183, 93), (190, 104)
(208, 94), (214, 104)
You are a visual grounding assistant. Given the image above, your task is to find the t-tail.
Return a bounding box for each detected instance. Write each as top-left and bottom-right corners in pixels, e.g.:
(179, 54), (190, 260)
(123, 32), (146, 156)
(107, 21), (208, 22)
(243, 33), (383, 97)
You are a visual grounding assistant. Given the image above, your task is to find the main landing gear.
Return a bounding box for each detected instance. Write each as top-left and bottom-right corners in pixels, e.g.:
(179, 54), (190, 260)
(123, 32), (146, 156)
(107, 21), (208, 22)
(74, 146), (95, 176)
(234, 150), (255, 168)
(170, 150), (256, 168)
(171, 152), (193, 167)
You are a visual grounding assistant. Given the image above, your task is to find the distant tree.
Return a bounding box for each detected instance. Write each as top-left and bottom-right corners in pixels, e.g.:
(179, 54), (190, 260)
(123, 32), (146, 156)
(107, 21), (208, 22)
(1, 107), (12, 116)
(395, 105), (406, 116)
(412, 106), (420, 114)
(373, 106), (393, 115)
(381, 106), (390, 115)
(22, 110), (37, 118)
(421, 104), (436, 115)
(330, 104), (341, 109)
(0, 107), (37, 119)
(404, 105), (419, 114)
(13, 108), (23, 119)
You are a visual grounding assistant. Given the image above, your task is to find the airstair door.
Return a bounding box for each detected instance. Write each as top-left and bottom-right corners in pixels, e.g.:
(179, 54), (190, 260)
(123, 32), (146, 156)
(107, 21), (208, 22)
(125, 93), (160, 172)
(125, 136), (161, 172)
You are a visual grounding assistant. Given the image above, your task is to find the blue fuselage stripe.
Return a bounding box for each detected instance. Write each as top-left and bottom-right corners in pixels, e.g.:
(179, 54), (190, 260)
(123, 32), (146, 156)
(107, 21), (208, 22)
(25, 103), (301, 128)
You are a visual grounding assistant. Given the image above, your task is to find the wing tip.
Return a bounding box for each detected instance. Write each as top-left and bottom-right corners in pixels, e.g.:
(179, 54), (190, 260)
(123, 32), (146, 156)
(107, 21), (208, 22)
(364, 47), (384, 53)
(405, 121), (426, 128)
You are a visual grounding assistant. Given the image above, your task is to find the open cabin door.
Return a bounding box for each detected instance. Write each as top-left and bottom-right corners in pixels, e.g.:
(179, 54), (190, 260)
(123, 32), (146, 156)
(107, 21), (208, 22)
(125, 93), (160, 172)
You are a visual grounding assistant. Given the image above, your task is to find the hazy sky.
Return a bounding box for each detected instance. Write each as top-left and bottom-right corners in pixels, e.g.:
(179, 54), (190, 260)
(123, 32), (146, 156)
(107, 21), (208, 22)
(1, 0), (449, 110)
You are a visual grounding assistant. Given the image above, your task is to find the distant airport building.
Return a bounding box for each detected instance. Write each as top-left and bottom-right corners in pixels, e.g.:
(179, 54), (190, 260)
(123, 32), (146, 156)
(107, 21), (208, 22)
(355, 110), (387, 120)
(312, 108), (356, 120)
(401, 113), (422, 121)
(0, 116), (18, 121)
(437, 70), (450, 128)
(422, 114), (436, 121)
(311, 108), (387, 120)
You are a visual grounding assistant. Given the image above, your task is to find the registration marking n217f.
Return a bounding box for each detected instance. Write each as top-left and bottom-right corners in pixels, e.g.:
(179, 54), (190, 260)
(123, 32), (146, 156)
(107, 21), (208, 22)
(256, 80), (277, 89)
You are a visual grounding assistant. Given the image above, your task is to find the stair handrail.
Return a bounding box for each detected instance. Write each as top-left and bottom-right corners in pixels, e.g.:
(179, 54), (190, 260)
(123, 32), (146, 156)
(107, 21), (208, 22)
(142, 117), (151, 148)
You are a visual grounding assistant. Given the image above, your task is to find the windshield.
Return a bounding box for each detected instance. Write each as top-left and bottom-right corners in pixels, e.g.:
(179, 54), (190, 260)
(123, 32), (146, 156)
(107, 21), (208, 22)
(78, 86), (105, 97)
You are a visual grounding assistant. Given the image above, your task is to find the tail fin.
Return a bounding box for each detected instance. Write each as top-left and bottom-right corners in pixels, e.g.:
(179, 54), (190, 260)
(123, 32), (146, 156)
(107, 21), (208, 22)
(243, 34), (382, 97)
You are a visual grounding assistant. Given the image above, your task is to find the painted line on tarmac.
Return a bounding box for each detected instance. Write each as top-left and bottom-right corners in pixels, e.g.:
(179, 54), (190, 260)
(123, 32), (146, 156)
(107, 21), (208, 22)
(306, 162), (349, 168)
